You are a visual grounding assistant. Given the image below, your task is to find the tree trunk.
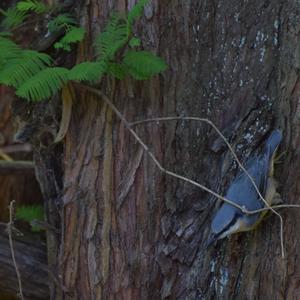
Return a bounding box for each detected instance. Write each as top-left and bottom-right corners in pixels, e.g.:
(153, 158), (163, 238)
(51, 0), (300, 299)
(6, 0), (300, 299)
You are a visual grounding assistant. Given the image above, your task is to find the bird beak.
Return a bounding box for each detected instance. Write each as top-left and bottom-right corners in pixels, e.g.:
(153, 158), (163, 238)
(206, 233), (217, 248)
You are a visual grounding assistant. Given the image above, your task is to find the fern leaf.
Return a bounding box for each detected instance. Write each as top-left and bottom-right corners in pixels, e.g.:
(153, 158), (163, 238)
(0, 50), (52, 88)
(0, 31), (12, 37)
(95, 14), (129, 60)
(48, 13), (77, 33)
(68, 61), (106, 83)
(17, 0), (48, 14)
(123, 50), (167, 80)
(129, 37), (141, 48)
(107, 62), (127, 79)
(127, 0), (148, 25)
(16, 67), (69, 101)
(54, 27), (85, 51)
(0, 37), (21, 56)
(0, 7), (27, 30)
(0, 37), (21, 66)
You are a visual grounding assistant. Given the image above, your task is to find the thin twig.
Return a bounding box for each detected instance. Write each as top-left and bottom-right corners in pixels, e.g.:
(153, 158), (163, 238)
(7, 200), (24, 300)
(252, 204), (300, 212)
(79, 84), (294, 258)
(78, 85), (249, 212)
(0, 160), (34, 173)
(0, 143), (32, 154)
(130, 116), (286, 257)
(130, 117), (279, 209)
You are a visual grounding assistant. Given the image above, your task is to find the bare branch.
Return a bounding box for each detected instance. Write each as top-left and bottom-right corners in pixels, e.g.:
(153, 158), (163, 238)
(78, 85), (248, 212)
(130, 116), (285, 257)
(78, 84), (296, 258)
(0, 161), (34, 174)
(7, 200), (24, 300)
(0, 143), (32, 154)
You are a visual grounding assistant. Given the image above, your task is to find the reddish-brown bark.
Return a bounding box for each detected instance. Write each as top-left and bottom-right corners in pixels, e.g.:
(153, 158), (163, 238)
(56, 1), (300, 299)
(2, 0), (300, 299)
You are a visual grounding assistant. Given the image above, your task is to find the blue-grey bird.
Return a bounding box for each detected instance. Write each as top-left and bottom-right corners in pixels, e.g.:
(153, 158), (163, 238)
(208, 129), (282, 246)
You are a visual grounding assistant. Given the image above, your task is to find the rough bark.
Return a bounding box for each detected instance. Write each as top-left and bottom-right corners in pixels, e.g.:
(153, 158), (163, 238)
(56, 0), (300, 299)
(3, 0), (300, 299)
(52, 0), (300, 299)
(0, 227), (48, 299)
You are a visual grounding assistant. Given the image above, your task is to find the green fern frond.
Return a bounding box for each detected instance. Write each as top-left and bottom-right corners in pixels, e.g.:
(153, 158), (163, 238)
(0, 50), (52, 88)
(0, 37), (21, 65)
(129, 37), (141, 48)
(16, 67), (69, 101)
(0, 0), (166, 103)
(17, 0), (48, 14)
(16, 204), (44, 232)
(48, 13), (77, 32)
(123, 50), (167, 80)
(68, 61), (106, 83)
(0, 7), (27, 30)
(59, 27), (85, 44)
(0, 31), (12, 37)
(95, 14), (129, 60)
(107, 62), (127, 79)
(127, 0), (148, 25)
(54, 27), (85, 51)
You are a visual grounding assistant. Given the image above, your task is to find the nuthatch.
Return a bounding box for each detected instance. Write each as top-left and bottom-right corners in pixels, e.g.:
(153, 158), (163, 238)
(208, 129), (282, 246)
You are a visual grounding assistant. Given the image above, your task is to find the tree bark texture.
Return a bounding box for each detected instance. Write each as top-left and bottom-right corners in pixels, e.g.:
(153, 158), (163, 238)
(7, 0), (300, 299)
(52, 0), (300, 299)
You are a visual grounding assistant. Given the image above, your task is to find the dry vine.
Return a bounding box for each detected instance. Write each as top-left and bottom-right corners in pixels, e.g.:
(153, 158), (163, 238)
(79, 84), (300, 258)
(130, 117), (286, 255)
(7, 200), (24, 300)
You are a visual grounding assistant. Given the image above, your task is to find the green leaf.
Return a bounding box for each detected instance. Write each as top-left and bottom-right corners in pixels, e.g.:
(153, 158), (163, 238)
(16, 205), (44, 232)
(0, 37), (21, 62)
(53, 41), (63, 49)
(0, 50), (52, 88)
(127, 0), (148, 25)
(123, 50), (167, 80)
(54, 27), (85, 51)
(54, 42), (71, 51)
(16, 204), (44, 222)
(48, 13), (77, 33)
(0, 31), (13, 37)
(17, 0), (48, 14)
(129, 37), (141, 48)
(0, 7), (27, 30)
(16, 67), (69, 101)
(94, 14), (129, 60)
(68, 61), (106, 83)
(107, 62), (127, 79)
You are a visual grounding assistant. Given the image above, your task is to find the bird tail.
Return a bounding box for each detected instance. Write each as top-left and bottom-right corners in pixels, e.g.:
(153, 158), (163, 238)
(264, 129), (282, 155)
